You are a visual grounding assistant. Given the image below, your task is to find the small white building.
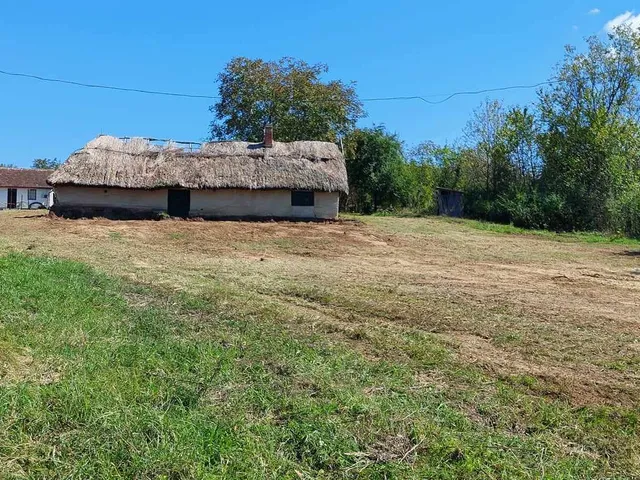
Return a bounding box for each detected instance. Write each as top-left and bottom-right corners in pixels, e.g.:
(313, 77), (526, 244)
(0, 168), (54, 210)
(48, 131), (348, 220)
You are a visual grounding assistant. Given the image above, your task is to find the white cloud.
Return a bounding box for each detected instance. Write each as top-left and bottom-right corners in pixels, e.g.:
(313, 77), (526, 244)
(605, 11), (640, 32)
(588, 8), (601, 15)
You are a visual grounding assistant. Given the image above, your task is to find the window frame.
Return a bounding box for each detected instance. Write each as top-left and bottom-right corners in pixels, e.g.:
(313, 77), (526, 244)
(28, 189), (37, 201)
(291, 190), (314, 207)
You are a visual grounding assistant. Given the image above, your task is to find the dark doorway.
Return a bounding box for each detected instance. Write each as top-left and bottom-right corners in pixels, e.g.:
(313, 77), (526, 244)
(167, 189), (190, 217)
(7, 188), (17, 209)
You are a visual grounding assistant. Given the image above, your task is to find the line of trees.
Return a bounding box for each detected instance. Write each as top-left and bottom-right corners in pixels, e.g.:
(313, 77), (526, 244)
(342, 28), (640, 237)
(209, 28), (640, 237)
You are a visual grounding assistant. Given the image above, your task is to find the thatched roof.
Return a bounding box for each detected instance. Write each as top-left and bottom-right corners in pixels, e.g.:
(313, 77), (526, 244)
(48, 136), (348, 193)
(0, 167), (53, 188)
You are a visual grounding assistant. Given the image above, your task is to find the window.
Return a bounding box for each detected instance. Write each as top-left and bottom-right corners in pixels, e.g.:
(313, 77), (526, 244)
(291, 190), (314, 207)
(28, 189), (37, 201)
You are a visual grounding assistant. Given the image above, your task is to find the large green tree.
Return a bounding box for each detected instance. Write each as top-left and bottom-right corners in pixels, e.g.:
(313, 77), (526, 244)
(501, 107), (541, 191)
(538, 27), (640, 230)
(343, 127), (409, 213)
(464, 99), (514, 198)
(210, 57), (365, 142)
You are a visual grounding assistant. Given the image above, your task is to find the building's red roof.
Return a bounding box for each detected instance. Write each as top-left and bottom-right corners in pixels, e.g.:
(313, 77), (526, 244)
(0, 168), (53, 188)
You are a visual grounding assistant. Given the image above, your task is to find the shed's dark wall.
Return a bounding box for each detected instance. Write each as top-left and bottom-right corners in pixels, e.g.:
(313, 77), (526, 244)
(437, 191), (464, 218)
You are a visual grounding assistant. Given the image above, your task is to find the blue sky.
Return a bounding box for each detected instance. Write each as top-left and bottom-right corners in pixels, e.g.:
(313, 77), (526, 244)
(0, 1), (636, 167)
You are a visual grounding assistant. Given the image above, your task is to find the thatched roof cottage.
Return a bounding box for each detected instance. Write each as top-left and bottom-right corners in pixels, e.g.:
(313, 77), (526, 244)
(48, 129), (348, 219)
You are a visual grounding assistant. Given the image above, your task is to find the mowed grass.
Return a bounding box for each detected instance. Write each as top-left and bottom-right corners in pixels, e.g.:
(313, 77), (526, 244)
(356, 214), (640, 245)
(0, 253), (639, 478)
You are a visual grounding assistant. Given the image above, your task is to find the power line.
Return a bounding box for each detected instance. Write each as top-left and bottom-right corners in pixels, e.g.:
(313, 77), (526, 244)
(0, 67), (559, 105)
(372, 80), (561, 105)
(0, 69), (219, 99)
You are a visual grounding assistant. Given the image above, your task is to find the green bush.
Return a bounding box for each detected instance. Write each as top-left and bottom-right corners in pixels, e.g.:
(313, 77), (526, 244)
(498, 193), (541, 229)
(608, 184), (640, 238)
(497, 191), (571, 232)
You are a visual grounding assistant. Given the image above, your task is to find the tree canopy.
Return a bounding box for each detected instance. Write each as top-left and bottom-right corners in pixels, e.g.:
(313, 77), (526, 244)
(210, 57), (365, 142)
(32, 158), (60, 169)
(343, 127), (410, 213)
(339, 28), (640, 238)
(537, 27), (640, 230)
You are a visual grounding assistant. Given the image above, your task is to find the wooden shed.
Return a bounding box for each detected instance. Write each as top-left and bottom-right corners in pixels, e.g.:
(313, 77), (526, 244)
(436, 188), (464, 218)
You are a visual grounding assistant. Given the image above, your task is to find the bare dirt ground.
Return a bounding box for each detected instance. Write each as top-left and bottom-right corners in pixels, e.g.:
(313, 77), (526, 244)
(1, 210), (639, 407)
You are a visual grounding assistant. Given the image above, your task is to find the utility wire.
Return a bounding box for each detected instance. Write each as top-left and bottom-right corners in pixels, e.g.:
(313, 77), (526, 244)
(0, 68), (559, 105)
(0, 69), (219, 99)
(379, 80), (561, 105)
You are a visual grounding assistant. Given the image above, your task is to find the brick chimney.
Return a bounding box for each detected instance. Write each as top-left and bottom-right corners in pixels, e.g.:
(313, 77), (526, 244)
(263, 124), (274, 148)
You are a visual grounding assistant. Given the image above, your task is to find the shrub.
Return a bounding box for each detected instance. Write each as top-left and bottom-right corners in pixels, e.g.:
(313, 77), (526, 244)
(608, 184), (640, 238)
(498, 191), (571, 231)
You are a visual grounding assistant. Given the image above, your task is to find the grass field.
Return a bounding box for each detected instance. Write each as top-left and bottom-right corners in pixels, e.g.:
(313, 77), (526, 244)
(0, 211), (639, 478)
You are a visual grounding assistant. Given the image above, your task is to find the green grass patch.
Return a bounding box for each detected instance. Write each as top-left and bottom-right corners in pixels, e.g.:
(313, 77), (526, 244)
(349, 214), (640, 246)
(0, 254), (638, 478)
(107, 231), (123, 241)
(454, 219), (640, 245)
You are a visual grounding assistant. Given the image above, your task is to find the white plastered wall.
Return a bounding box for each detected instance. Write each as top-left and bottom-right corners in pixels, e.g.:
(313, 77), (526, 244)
(53, 187), (340, 219)
(54, 186), (168, 211)
(190, 189), (339, 219)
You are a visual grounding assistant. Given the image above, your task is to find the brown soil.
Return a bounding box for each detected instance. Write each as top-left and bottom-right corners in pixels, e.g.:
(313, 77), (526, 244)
(1, 211), (638, 407)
